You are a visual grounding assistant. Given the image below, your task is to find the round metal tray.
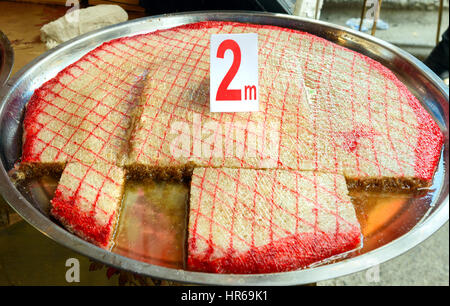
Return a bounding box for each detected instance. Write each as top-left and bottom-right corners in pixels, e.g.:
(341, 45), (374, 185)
(0, 11), (448, 285)
(0, 30), (14, 88)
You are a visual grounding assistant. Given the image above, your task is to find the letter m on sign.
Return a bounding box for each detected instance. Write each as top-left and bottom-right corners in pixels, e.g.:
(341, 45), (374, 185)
(244, 85), (257, 100)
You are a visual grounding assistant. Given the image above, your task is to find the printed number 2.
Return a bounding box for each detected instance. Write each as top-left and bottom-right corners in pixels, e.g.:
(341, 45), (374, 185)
(216, 39), (242, 101)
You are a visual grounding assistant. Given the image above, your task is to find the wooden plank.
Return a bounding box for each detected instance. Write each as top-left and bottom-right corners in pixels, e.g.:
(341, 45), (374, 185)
(8, 0), (68, 6)
(0, 1), (67, 76)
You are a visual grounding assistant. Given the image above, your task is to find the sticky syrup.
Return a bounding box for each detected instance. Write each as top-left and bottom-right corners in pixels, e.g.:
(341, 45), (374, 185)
(109, 183), (435, 269)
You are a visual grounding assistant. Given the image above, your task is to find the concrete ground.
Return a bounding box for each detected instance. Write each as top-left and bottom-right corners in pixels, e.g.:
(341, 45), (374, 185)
(320, 4), (449, 59)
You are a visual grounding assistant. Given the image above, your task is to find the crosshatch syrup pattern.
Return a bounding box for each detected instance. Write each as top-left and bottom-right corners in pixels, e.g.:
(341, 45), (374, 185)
(23, 22), (443, 180)
(20, 22), (444, 254)
(188, 168), (361, 273)
(127, 23), (315, 171)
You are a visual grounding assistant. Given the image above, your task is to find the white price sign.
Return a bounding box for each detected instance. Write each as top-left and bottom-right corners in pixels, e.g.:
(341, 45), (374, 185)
(210, 33), (259, 112)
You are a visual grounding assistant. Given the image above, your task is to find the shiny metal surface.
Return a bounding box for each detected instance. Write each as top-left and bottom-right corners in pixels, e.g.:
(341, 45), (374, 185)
(0, 30), (13, 88)
(0, 11), (448, 285)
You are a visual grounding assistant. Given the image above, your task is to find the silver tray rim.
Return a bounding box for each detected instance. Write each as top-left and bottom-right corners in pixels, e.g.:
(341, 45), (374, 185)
(0, 11), (448, 286)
